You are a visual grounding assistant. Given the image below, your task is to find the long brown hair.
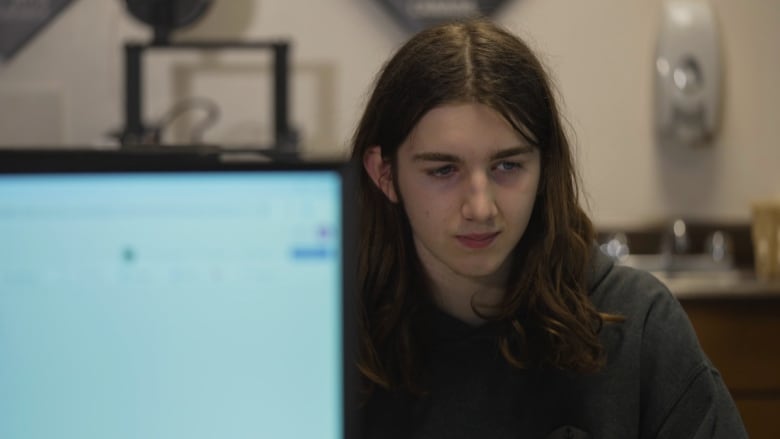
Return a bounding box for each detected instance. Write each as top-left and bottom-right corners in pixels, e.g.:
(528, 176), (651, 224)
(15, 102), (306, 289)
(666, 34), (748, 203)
(351, 19), (612, 396)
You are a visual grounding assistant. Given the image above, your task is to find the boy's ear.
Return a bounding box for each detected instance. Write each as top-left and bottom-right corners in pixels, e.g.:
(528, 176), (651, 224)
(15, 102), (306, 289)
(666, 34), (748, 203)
(363, 146), (398, 203)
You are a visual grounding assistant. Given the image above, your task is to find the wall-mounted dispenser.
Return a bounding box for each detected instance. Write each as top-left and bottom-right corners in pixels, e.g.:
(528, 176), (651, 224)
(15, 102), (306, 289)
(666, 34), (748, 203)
(655, 0), (722, 147)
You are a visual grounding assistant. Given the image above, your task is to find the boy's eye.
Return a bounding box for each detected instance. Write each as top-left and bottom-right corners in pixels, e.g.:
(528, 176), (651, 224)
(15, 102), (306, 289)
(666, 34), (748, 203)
(428, 164), (456, 177)
(495, 161), (523, 172)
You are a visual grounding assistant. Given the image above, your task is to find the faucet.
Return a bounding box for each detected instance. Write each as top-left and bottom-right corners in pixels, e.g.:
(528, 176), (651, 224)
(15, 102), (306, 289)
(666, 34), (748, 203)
(659, 218), (690, 271)
(659, 218), (734, 272)
(661, 218), (689, 254)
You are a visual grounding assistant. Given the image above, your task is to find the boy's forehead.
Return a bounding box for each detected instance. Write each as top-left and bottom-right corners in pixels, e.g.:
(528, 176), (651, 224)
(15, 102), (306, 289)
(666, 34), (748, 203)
(407, 103), (525, 141)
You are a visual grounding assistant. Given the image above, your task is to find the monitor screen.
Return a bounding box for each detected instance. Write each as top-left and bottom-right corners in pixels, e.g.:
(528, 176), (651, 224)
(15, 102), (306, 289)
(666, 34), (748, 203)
(0, 150), (354, 439)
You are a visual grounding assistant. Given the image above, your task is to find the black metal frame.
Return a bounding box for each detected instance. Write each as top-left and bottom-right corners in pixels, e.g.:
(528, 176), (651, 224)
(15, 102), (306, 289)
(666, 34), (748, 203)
(122, 40), (294, 154)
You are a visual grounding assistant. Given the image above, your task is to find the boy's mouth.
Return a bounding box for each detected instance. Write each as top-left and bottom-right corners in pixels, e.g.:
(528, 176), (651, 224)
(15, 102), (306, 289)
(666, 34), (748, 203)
(455, 232), (500, 249)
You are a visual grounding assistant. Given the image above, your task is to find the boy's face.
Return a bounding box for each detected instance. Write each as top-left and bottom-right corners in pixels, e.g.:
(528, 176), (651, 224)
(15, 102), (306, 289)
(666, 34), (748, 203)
(390, 102), (541, 286)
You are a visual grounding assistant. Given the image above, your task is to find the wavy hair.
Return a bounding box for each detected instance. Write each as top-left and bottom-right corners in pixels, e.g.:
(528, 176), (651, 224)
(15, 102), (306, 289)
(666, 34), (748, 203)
(350, 19), (616, 396)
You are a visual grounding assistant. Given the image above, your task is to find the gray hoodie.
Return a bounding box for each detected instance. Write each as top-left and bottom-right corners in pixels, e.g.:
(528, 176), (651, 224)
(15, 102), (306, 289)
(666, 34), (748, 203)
(359, 251), (748, 438)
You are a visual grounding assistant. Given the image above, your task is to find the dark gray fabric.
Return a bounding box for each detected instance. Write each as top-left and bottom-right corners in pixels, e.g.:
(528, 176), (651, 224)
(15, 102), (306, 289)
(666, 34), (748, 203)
(359, 251), (748, 438)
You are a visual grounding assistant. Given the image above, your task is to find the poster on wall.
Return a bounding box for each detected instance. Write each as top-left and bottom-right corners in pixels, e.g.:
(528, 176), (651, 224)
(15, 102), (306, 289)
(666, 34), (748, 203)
(0, 0), (76, 63)
(376, 0), (511, 32)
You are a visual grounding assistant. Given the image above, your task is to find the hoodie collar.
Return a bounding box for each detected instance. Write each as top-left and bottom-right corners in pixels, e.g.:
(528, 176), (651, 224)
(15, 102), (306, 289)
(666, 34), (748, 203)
(587, 245), (615, 293)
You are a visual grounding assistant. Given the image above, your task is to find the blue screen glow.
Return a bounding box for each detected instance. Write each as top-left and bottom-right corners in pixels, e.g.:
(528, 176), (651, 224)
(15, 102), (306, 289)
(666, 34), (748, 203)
(0, 172), (343, 439)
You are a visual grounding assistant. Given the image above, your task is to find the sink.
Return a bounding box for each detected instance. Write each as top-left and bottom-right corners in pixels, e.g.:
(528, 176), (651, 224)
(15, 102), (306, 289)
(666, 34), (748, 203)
(612, 255), (778, 298)
(650, 269), (746, 286)
(648, 269), (770, 299)
(597, 222), (769, 297)
(618, 253), (735, 273)
(614, 254), (754, 297)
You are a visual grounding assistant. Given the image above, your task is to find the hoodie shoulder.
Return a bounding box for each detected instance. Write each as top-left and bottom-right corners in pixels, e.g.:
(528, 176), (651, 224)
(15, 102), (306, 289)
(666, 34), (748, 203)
(588, 250), (674, 317)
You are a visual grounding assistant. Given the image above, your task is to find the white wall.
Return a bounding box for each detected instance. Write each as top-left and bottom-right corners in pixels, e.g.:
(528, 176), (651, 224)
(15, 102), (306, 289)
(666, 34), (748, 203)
(0, 0), (777, 227)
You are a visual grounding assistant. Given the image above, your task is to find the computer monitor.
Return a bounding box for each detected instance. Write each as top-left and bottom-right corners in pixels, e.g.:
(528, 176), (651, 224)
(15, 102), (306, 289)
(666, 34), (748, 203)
(0, 149), (356, 439)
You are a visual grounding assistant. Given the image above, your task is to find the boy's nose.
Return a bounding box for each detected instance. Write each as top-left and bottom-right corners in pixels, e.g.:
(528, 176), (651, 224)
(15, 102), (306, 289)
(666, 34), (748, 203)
(461, 173), (497, 222)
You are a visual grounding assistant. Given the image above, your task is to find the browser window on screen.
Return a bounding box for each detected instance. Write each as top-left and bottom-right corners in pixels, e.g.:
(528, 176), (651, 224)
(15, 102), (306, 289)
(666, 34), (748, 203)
(0, 171), (344, 439)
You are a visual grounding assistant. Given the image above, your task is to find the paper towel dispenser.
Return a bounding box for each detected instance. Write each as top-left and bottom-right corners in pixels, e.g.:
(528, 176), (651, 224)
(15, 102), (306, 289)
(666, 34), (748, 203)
(654, 0), (722, 147)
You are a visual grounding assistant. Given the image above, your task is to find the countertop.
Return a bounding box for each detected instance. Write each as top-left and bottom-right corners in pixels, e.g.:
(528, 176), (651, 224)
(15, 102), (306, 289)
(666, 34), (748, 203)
(649, 270), (780, 300)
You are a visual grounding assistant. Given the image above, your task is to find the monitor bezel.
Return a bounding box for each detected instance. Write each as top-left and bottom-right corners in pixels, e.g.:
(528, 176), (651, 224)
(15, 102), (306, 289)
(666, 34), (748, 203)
(0, 148), (358, 439)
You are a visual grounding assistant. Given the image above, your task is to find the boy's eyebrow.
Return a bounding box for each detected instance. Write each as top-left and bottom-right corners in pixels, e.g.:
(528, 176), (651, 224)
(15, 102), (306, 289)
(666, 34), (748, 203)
(411, 151), (462, 163)
(411, 145), (534, 162)
(490, 145), (535, 160)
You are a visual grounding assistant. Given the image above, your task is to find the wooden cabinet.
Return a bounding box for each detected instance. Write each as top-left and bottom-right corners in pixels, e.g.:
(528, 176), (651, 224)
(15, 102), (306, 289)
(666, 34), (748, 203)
(680, 297), (780, 439)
